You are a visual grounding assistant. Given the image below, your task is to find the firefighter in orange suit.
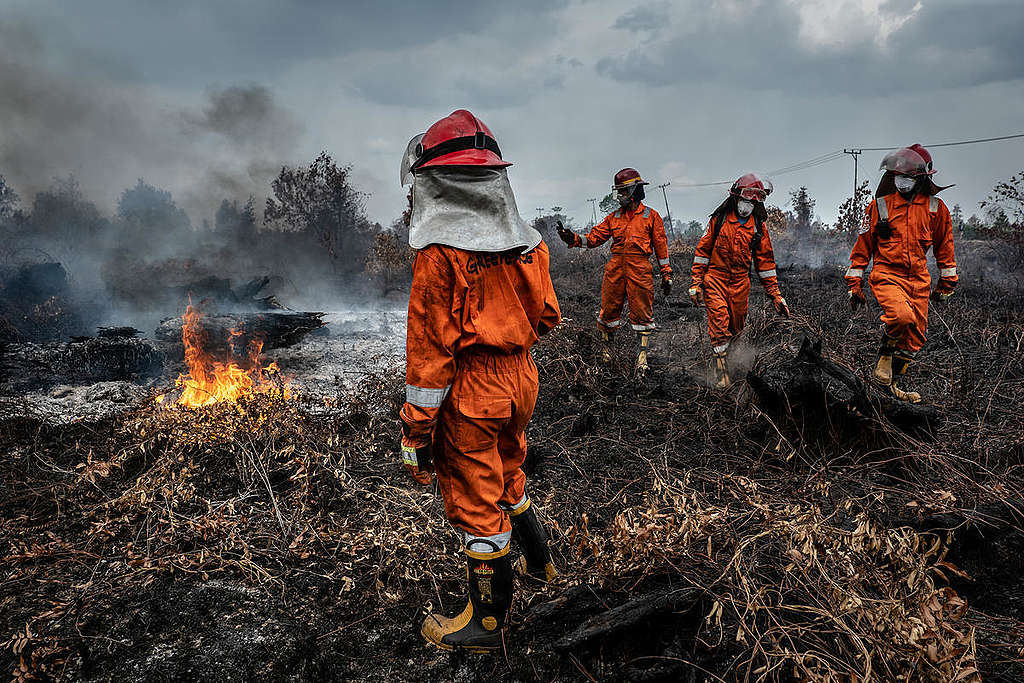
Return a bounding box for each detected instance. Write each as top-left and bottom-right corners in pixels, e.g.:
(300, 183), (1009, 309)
(688, 174), (789, 388)
(556, 168), (672, 373)
(398, 110), (561, 652)
(846, 144), (957, 403)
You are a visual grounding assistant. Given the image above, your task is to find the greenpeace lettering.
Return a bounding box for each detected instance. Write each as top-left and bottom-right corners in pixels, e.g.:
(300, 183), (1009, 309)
(466, 251), (534, 275)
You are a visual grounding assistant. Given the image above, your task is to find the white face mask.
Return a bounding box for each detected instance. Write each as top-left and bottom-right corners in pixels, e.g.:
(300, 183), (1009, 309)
(736, 199), (754, 218)
(894, 175), (917, 194)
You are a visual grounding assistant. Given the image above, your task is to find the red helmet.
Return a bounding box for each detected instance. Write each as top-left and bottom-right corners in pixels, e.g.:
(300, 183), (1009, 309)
(613, 167), (648, 190)
(879, 146), (935, 177)
(730, 173), (773, 202)
(907, 143), (935, 174)
(410, 109), (510, 173)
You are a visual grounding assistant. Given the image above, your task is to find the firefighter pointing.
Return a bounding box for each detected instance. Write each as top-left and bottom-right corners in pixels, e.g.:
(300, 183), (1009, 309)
(556, 168), (672, 373)
(398, 109), (561, 651)
(845, 144), (957, 403)
(689, 174), (789, 388)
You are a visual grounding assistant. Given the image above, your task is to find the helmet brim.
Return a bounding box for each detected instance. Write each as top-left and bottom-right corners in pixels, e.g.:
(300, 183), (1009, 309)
(613, 180), (649, 190)
(416, 148), (511, 170)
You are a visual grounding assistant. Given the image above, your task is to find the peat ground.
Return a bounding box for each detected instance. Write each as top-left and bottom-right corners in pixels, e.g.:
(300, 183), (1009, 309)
(2, 253), (1023, 681)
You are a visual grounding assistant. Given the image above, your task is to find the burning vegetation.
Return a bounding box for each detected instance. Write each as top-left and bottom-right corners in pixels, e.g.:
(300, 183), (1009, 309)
(159, 303), (290, 409)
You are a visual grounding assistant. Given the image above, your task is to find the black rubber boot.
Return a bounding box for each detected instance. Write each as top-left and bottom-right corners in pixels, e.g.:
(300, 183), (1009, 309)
(510, 501), (557, 582)
(421, 545), (513, 652)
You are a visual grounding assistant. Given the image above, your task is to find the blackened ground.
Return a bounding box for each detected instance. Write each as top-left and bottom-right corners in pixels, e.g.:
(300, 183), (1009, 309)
(2, 253), (1022, 681)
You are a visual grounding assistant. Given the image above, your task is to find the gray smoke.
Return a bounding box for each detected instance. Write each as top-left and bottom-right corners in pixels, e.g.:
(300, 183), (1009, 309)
(0, 17), (302, 222)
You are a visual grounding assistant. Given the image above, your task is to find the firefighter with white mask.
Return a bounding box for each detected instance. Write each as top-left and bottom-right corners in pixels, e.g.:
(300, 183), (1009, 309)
(845, 144), (958, 403)
(689, 174), (788, 388)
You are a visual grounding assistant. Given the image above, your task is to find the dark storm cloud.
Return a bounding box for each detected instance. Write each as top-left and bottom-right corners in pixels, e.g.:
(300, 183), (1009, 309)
(597, 0), (1024, 93)
(349, 57), (570, 109)
(612, 3), (671, 33)
(17, 0), (570, 86)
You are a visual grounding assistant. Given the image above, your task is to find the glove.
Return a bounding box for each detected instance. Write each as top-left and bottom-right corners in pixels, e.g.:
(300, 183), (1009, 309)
(401, 441), (433, 485)
(661, 275), (672, 297)
(930, 288), (953, 302)
(773, 296), (790, 318)
(688, 285), (703, 306)
(555, 220), (576, 247)
(848, 288), (866, 312)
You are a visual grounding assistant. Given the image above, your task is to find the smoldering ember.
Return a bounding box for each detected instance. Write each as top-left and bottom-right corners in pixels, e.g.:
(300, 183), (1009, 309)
(2, 3), (1024, 682)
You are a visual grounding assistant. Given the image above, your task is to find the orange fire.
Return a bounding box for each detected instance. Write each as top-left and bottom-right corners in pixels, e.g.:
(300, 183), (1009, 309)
(161, 304), (290, 408)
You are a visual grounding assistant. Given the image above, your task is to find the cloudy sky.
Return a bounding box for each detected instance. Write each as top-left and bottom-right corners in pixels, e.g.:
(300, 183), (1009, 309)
(2, 0), (1022, 229)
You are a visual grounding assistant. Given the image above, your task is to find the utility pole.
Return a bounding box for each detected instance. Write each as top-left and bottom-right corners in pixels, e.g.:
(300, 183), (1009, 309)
(535, 208), (545, 223)
(843, 149), (863, 216)
(657, 182), (674, 240)
(587, 198), (597, 225)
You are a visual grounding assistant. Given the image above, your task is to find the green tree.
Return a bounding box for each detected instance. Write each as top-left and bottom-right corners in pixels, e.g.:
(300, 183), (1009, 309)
(950, 204), (964, 233)
(980, 170), (1024, 224)
(215, 196), (259, 245)
(0, 174), (18, 221)
(599, 193), (618, 215)
(32, 175), (108, 248)
(118, 178), (192, 237)
(789, 186), (816, 237)
(833, 180), (871, 238)
(264, 151), (372, 274)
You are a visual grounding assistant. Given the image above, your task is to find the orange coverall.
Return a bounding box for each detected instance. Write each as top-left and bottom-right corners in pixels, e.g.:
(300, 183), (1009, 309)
(400, 242), (560, 544)
(845, 193), (957, 352)
(690, 212), (781, 350)
(571, 203), (671, 331)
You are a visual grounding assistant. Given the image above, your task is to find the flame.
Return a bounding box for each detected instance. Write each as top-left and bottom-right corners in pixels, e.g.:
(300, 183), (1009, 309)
(163, 303), (290, 408)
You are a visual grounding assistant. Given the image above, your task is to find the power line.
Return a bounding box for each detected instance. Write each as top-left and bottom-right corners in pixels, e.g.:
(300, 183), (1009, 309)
(666, 131), (1024, 190)
(856, 132), (1024, 152)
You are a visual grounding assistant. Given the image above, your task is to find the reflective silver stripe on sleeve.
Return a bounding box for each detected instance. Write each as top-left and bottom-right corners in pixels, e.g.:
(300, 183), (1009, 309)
(405, 384), (451, 408)
(939, 267), (957, 277)
(876, 197), (888, 222)
(929, 196), (938, 212)
(758, 269), (776, 279)
(846, 268), (864, 278)
(643, 207), (651, 218)
(658, 258), (671, 266)
(693, 256), (710, 265)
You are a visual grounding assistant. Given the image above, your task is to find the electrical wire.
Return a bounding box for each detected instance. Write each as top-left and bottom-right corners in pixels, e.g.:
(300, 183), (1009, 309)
(667, 131), (1024, 189)
(854, 132), (1024, 152)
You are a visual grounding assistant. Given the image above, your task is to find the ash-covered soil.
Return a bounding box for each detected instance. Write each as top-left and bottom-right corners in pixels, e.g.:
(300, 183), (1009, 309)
(2, 258), (1022, 682)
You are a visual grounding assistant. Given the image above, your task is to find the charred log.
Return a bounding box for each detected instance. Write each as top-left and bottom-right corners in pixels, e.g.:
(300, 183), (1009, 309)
(0, 337), (164, 392)
(155, 311), (325, 351)
(747, 337), (941, 438)
(176, 275), (282, 311)
(548, 587), (703, 652)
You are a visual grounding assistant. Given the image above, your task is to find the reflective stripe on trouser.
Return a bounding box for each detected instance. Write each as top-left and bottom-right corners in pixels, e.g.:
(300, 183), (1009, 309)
(869, 267), (930, 352)
(433, 350), (538, 539)
(703, 267), (750, 348)
(598, 252), (655, 331)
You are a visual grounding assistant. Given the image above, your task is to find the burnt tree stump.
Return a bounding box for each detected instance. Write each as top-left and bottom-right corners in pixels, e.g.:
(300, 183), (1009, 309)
(747, 337), (942, 437)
